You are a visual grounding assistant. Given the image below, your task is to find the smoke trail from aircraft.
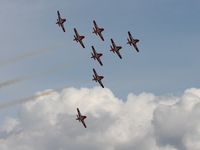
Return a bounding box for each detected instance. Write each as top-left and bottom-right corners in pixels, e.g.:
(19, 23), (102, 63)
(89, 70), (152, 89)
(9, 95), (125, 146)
(0, 63), (73, 89)
(0, 86), (73, 109)
(0, 44), (62, 67)
(0, 121), (66, 143)
(0, 86), (71, 142)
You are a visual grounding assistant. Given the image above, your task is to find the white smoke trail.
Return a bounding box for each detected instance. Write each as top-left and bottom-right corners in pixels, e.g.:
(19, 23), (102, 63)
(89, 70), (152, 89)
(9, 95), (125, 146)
(0, 44), (62, 67)
(0, 121), (67, 143)
(0, 63), (73, 89)
(0, 86), (73, 109)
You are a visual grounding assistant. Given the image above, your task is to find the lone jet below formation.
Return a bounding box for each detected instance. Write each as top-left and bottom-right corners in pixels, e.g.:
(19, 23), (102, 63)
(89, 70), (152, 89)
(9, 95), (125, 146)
(92, 20), (104, 41)
(92, 68), (104, 88)
(76, 108), (87, 128)
(91, 46), (103, 66)
(110, 38), (122, 59)
(73, 28), (85, 48)
(127, 31), (140, 52)
(56, 11), (66, 32)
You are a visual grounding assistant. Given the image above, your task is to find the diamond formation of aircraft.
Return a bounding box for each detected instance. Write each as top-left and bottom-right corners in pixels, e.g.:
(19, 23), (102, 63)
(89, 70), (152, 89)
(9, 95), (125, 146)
(91, 46), (103, 66)
(56, 11), (66, 32)
(92, 20), (104, 41)
(76, 108), (87, 128)
(92, 68), (104, 88)
(127, 31), (140, 52)
(73, 28), (85, 48)
(110, 38), (122, 59)
(54, 15), (141, 128)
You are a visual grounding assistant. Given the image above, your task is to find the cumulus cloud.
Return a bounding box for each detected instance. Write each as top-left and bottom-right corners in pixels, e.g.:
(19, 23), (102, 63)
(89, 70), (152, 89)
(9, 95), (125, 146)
(152, 88), (200, 150)
(0, 87), (200, 150)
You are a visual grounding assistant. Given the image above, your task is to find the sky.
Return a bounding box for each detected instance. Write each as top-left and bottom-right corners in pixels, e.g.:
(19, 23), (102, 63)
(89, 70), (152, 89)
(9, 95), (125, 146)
(0, 0), (199, 149)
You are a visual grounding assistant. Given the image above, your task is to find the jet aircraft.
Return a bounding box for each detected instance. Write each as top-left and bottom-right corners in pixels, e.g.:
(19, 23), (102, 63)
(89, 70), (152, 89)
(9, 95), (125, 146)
(91, 46), (103, 66)
(110, 38), (122, 59)
(92, 68), (104, 88)
(92, 20), (104, 41)
(73, 28), (85, 48)
(127, 31), (140, 52)
(56, 11), (66, 32)
(76, 108), (87, 128)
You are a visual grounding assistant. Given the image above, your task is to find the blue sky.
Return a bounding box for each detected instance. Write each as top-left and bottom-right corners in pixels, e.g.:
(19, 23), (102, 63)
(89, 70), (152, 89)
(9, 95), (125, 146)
(0, 0), (200, 149)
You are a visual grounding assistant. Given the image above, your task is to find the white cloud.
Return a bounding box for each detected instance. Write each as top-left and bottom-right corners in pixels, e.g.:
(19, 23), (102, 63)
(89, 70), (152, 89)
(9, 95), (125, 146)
(1, 117), (20, 134)
(152, 88), (200, 150)
(0, 87), (200, 150)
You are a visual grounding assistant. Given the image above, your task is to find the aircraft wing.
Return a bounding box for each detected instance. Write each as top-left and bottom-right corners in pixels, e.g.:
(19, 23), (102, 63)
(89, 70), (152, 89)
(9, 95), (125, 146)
(92, 46), (97, 55)
(128, 31), (133, 40)
(77, 108), (81, 117)
(93, 68), (98, 77)
(79, 40), (85, 48)
(97, 58), (103, 66)
(81, 120), (87, 128)
(93, 20), (98, 30)
(116, 51), (122, 59)
(98, 80), (104, 88)
(60, 24), (66, 32)
(133, 44), (139, 52)
(57, 11), (61, 20)
(111, 39), (116, 48)
(98, 32), (104, 41)
(74, 28), (78, 36)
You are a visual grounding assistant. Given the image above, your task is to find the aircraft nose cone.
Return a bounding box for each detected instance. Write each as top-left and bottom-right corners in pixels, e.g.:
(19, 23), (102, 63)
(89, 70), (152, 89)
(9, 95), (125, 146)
(99, 76), (104, 79)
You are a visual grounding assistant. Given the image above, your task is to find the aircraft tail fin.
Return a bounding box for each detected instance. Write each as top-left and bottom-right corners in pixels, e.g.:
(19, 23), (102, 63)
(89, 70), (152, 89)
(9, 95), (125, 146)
(110, 46), (115, 53)
(93, 28), (97, 35)
(73, 35), (78, 42)
(91, 53), (96, 60)
(127, 38), (131, 45)
(92, 75), (97, 81)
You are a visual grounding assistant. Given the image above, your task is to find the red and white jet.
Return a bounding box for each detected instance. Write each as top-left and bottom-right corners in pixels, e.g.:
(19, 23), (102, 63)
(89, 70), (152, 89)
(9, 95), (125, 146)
(127, 31), (140, 52)
(76, 108), (87, 128)
(110, 38), (122, 59)
(92, 68), (104, 88)
(92, 20), (104, 41)
(56, 11), (66, 32)
(73, 28), (85, 48)
(91, 46), (103, 66)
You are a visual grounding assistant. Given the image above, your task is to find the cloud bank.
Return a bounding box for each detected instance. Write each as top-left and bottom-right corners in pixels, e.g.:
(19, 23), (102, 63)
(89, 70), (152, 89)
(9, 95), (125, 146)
(0, 87), (200, 150)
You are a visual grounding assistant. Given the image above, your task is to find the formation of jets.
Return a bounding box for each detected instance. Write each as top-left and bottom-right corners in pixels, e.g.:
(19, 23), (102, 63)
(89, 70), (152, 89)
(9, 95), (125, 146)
(56, 11), (140, 128)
